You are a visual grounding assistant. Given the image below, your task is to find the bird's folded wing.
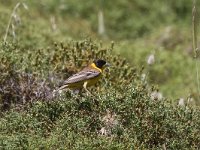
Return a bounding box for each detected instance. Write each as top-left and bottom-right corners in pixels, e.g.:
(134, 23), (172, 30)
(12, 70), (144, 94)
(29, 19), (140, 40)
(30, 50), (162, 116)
(64, 69), (100, 84)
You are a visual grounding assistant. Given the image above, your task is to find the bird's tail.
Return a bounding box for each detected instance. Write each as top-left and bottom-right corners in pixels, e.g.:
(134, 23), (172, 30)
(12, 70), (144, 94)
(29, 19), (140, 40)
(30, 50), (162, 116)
(53, 84), (68, 94)
(45, 85), (69, 100)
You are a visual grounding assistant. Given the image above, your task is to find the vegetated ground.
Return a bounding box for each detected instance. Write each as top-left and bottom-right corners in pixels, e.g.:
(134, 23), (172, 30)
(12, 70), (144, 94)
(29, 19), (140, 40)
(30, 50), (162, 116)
(0, 0), (200, 149)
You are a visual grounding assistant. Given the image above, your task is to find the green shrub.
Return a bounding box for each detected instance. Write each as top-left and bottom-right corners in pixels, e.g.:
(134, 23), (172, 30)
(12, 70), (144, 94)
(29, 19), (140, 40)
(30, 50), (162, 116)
(0, 39), (136, 109)
(1, 83), (200, 149)
(0, 39), (200, 149)
(0, 1), (200, 149)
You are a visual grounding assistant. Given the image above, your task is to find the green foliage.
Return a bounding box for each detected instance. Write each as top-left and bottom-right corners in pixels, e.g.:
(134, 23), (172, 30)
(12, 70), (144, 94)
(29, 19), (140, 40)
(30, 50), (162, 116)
(0, 39), (200, 149)
(1, 0), (199, 40)
(0, 1), (200, 149)
(1, 84), (200, 149)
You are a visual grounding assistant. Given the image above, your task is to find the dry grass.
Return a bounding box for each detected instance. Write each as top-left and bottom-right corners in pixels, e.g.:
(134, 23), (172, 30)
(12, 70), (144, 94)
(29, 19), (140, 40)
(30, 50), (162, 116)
(3, 2), (28, 42)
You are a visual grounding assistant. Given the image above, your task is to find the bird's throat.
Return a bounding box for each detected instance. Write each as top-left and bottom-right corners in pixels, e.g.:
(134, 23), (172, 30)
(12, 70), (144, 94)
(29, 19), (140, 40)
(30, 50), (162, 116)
(90, 63), (102, 73)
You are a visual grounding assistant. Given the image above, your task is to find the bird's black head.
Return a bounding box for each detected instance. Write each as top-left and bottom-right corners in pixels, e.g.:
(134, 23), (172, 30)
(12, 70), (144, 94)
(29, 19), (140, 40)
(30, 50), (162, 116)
(94, 59), (107, 69)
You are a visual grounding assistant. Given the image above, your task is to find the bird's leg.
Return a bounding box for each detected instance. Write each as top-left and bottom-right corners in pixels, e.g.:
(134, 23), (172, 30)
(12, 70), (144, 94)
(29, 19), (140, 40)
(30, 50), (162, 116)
(83, 81), (94, 97)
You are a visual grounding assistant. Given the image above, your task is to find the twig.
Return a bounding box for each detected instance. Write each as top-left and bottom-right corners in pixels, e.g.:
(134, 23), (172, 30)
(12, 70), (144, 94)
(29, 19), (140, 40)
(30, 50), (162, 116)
(192, 0), (200, 100)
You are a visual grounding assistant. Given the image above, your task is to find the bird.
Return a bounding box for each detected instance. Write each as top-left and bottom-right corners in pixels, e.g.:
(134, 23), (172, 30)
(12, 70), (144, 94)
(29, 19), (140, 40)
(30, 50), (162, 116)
(55, 59), (109, 95)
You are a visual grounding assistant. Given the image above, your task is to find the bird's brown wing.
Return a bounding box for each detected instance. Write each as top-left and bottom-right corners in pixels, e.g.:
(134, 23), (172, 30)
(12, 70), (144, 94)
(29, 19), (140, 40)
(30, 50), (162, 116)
(64, 68), (101, 84)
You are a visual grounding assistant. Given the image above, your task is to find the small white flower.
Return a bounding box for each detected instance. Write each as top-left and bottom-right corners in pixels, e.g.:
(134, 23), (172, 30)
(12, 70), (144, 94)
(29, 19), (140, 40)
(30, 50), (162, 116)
(187, 97), (195, 106)
(141, 73), (146, 81)
(99, 127), (108, 135)
(150, 91), (163, 100)
(187, 97), (194, 103)
(147, 54), (155, 65)
(102, 110), (118, 127)
(178, 98), (185, 106)
(99, 110), (118, 136)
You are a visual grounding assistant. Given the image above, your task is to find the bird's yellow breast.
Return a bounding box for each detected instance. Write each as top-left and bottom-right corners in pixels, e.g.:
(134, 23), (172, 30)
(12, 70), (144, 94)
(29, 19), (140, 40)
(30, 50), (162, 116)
(86, 74), (102, 86)
(90, 63), (102, 73)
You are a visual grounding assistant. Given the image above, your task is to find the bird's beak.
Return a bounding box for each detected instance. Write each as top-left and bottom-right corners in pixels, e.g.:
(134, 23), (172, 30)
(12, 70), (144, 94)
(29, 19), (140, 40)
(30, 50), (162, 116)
(105, 63), (111, 67)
